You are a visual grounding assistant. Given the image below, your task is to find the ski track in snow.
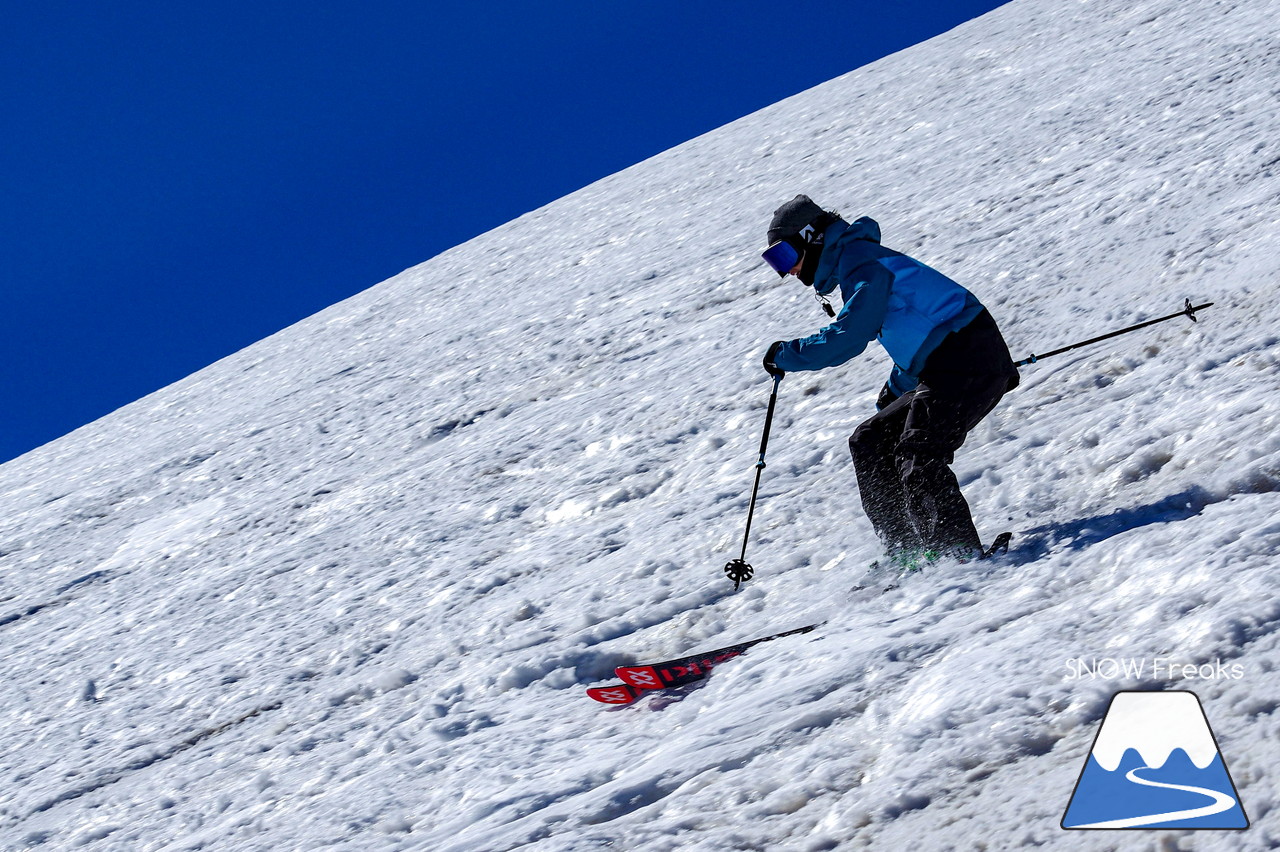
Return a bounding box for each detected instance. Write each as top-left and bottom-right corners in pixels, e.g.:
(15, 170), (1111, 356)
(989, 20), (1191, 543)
(3, 0), (1280, 849)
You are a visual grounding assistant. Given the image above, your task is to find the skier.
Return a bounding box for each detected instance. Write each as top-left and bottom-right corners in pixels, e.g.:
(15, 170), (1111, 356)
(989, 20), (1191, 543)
(760, 195), (1019, 565)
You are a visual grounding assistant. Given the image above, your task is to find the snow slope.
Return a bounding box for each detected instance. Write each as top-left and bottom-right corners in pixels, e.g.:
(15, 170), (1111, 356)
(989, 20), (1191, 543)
(3, 0), (1280, 848)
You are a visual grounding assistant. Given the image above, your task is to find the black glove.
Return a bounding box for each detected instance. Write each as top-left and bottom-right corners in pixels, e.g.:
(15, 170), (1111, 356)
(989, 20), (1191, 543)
(875, 382), (899, 411)
(763, 341), (786, 378)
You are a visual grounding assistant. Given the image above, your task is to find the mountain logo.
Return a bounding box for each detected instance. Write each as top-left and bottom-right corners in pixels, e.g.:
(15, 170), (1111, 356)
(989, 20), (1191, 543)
(1062, 690), (1248, 830)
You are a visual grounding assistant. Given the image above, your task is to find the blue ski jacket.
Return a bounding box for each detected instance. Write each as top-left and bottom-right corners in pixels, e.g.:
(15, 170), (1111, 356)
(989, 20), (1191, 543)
(770, 217), (985, 395)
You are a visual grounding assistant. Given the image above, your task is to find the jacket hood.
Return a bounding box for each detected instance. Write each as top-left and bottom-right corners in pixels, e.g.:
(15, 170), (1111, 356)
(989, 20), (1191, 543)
(812, 217), (881, 296)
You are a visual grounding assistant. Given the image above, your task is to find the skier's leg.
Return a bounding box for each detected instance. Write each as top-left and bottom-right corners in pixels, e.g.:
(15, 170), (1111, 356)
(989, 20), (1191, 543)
(892, 308), (1018, 557)
(849, 392), (921, 555)
(895, 374), (1009, 556)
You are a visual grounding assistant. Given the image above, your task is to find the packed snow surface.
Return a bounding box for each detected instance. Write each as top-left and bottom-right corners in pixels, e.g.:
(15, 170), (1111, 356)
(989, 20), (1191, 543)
(3, 0), (1280, 849)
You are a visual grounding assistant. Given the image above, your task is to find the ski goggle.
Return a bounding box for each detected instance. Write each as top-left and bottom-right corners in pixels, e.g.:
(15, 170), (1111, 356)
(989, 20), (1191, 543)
(762, 237), (804, 277)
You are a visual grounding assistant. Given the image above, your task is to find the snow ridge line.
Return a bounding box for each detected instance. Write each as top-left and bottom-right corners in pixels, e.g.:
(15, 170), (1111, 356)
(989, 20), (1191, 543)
(0, 571), (116, 631)
(20, 700), (285, 821)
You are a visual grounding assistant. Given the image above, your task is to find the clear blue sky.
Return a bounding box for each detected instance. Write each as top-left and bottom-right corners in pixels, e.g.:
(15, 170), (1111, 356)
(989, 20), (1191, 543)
(1, 1), (1008, 464)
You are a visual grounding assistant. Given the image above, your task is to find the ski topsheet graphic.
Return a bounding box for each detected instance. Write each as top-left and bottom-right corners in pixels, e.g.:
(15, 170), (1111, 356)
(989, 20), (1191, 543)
(586, 625), (817, 704)
(615, 624), (816, 692)
(1062, 691), (1248, 830)
(585, 683), (644, 705)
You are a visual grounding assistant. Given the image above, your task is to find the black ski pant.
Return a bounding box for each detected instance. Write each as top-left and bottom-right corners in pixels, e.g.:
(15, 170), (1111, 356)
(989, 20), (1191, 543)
(849, 310), (1018, 557)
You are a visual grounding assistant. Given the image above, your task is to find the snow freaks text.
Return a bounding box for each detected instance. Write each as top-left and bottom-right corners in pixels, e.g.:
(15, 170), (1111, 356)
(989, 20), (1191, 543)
(1064, 657), (1245, 682)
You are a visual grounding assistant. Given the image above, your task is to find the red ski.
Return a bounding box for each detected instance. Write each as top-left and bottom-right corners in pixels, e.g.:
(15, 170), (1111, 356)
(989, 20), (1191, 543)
(585, 683), (644, 705)
(586, 624), (817, 703)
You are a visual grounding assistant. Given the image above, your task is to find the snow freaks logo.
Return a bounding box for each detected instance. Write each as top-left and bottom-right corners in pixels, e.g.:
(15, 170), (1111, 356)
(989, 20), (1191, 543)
(1064, 656), (1244, 681)
(1062, 691), (1249, 830)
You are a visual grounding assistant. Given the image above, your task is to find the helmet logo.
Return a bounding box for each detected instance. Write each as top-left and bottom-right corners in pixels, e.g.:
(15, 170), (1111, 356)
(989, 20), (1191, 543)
(798, 223), (823, 246)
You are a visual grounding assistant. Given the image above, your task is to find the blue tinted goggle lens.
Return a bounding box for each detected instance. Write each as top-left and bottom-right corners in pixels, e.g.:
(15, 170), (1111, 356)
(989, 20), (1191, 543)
(762, 240), (801, 276)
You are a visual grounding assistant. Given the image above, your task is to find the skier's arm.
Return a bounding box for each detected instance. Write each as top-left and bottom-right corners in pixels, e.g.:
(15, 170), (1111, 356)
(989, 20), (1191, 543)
(771, 262), (891, 373)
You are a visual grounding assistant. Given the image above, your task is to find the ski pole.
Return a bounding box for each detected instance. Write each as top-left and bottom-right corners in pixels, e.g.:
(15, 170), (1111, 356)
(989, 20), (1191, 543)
(1016, 299), (1212, 367)
(724, 374), (782, 591)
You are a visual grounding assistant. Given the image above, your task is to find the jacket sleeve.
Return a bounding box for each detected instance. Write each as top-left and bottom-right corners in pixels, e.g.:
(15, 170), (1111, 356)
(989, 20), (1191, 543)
(772, 261), (892, 373)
